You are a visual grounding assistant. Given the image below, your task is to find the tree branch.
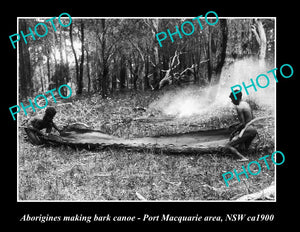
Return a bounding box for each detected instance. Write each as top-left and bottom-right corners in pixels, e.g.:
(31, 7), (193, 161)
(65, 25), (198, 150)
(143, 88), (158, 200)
(143, 19), (158, 33)
(199, 59), (210, 64)
(170, 50), (181, 70)
(129, 40), (145, 62)
(179, 65), (195, 76)
(251, 24), (261, 45)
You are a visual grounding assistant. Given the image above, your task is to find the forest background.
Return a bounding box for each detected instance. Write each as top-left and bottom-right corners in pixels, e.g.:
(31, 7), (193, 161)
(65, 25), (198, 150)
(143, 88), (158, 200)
(18, 17), (276, 200)
(18, 17), (274, 99)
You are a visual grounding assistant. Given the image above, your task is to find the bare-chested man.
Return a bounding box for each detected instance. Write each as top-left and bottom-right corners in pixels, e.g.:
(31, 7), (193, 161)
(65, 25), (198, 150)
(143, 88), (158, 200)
(29, 107), (61, 135)
(226, 90), (257, 161)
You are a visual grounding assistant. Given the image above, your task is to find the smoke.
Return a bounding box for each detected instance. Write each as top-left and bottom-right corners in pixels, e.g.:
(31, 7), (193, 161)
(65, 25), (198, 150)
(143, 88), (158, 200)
(149, 85), (216, 117)
(217, 57), (275, 107)
(149, 57), (275, 118)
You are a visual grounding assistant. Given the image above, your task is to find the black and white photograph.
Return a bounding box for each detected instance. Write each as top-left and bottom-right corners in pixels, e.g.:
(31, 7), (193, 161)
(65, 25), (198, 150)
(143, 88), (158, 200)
(16, 16), (276, 202)
(4, 3), (299, 226)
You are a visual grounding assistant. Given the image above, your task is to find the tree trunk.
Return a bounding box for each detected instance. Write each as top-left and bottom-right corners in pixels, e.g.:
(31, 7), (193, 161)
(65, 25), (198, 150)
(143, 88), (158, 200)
(207, 26), (212, 83)
(63, 32), (70, 83)
(78, 20), (85, 95)
(85, 47), (91, 93)
(69, 22), (79, 93)
(151, 19), (160, 89)
(46, 48), (51, 84)
(58, 30), (66, 96)
(144, 55), (150, 90)
(102, 63), (109, 98)
(133, 65), (139, 90)
(215, 19), (228, 84)
(128, 57), (133, 89)
(112, 75), (117, 92)
(39, 65), (44, 92)
(59, 30), (64, 64)
(158, 50), (181, 89)
(119, 56), (126, 90)
(192, 37), (200, 85)
(19, 20), (33, 98)
(52, 30), (57, 67)
(100, 19), (108, 98)
(252, 19), (267, 60)
(129, 40), (149, 90)
(143, 19), (161, 89)
(111, 57), (117, 92)
(208, 19), (228, 103)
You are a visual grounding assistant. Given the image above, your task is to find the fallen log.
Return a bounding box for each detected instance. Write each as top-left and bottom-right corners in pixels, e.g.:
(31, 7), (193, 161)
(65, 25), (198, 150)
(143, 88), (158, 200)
(235, 182), (275, 201)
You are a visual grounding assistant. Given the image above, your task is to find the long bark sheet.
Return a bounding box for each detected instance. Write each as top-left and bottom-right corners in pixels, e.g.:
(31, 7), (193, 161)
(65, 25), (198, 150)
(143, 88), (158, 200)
(24, 125), (231, 154)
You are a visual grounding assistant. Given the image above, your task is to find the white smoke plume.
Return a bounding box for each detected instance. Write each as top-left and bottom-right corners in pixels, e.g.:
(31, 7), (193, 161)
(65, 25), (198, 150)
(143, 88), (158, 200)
(149, 57), (275, 118)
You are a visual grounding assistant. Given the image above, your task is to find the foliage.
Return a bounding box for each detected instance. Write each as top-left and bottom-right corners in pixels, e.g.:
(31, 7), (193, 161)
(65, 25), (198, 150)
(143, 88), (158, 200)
(18, 18), (275, 98)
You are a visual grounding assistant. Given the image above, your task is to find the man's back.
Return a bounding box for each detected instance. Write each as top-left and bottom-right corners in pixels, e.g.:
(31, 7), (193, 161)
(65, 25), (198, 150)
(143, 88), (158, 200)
(236, 101), (254, 124)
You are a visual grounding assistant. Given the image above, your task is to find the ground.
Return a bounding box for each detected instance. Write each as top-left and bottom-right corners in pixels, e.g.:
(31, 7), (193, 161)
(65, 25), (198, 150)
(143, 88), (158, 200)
(18, 88), (275, 201)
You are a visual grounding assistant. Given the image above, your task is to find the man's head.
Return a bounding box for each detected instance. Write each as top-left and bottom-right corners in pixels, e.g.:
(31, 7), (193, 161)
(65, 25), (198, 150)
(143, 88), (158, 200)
(43, 107), (57, 121)
(229, 89), (242, 105)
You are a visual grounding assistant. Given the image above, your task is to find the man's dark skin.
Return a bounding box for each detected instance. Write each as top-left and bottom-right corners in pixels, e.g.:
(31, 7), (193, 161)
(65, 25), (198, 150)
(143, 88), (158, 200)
(226, 91), (257, 161)
(30, 107), (61, 134)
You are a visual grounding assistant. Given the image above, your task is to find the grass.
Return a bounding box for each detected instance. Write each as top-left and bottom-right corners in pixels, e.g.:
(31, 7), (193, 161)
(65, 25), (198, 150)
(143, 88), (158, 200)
(18, 89), (275, 201)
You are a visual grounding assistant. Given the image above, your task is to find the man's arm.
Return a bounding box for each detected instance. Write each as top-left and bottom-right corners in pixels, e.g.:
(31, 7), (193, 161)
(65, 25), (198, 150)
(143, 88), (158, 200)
(45, 121), (61, 134)
(52, 122), (61, 133)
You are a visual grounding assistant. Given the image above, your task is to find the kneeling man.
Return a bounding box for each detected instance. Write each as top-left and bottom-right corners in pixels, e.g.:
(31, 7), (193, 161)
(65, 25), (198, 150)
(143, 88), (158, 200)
(226, 90), (257, 161)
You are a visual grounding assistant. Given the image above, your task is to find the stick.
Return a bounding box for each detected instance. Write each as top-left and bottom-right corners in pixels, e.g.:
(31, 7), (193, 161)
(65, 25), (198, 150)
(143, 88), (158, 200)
(238, 116), (274, 138)
(235, 182), (275, 201)
(136, 192), (147, 201)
